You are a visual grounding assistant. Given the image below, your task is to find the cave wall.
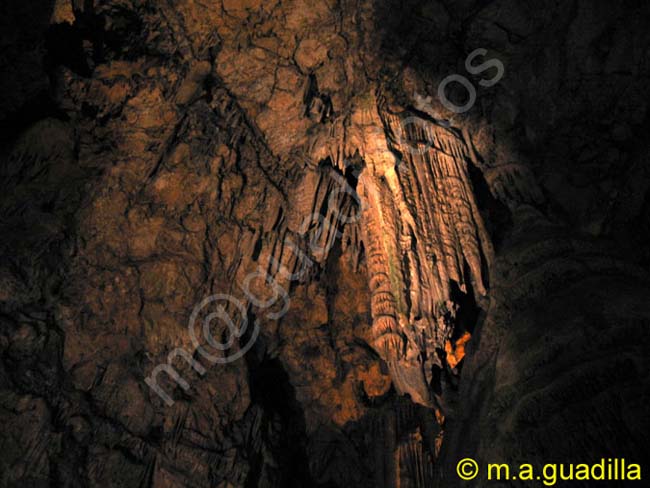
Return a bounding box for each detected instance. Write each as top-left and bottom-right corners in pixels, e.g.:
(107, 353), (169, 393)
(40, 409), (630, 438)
(1, 0), (649, 487)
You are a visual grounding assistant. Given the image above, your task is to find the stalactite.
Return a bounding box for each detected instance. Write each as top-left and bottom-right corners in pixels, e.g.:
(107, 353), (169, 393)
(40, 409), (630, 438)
(308, 89), (493, 409)
(244, 164), (363, 306)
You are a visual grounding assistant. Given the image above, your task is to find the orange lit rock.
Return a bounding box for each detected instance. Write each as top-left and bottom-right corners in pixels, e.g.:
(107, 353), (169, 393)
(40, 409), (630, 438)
(445, 331), (472, 369)
(304, 89), (491, 407)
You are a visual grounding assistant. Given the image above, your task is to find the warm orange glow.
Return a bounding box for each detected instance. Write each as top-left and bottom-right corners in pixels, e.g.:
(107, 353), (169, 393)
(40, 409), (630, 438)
(445, 331), (471, 369)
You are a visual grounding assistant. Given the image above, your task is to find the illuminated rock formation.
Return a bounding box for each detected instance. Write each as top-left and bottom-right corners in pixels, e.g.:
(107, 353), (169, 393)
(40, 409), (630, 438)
(1, 0), (650, 487)
(307, 89), (492, 407)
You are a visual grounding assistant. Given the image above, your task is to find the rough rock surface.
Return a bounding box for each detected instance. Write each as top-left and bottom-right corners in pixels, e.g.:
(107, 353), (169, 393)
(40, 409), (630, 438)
(1, 0), (649, 487)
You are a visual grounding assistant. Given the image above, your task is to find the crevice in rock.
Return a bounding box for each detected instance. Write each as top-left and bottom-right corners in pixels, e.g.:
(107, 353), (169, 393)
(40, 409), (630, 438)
(245, 349), (315, 487)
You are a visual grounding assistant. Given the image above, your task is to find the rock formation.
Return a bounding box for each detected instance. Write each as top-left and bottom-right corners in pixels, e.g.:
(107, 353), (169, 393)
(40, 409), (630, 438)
(1, 0), (649, 487)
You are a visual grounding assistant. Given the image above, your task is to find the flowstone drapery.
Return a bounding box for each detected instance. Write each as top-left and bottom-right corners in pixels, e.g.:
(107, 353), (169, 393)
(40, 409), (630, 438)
(308, 89), (493, 408)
